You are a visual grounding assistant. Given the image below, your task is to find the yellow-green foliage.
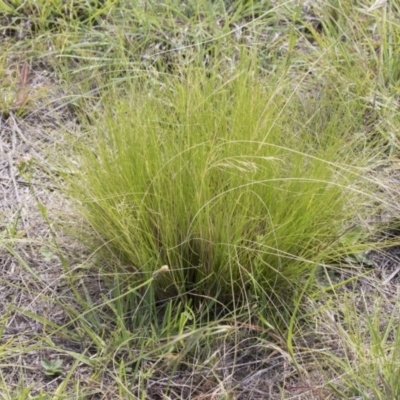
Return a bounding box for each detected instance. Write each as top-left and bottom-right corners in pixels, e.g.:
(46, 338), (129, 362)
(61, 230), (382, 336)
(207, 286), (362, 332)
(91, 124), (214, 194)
(66, 61), (378, 303)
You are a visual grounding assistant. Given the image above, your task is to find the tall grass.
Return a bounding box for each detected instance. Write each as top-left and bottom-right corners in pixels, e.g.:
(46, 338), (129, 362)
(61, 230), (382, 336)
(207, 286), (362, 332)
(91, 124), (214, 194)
(64, 59), (380, 308)
(3, 0), (400, 397)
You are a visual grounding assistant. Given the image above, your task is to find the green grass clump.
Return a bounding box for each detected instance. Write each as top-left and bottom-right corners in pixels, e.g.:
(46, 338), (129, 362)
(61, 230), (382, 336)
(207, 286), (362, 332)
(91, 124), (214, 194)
(3, 0), (400, 397)
(65, 60), (379, 306)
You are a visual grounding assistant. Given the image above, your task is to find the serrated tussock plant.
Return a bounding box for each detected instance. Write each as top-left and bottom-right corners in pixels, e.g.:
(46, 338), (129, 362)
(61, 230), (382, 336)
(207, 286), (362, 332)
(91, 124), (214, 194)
(66, 62), (380, 306)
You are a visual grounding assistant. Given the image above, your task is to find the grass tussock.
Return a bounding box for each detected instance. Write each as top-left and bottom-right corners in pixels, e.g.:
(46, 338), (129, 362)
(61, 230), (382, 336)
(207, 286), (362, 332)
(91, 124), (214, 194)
(65, 60), (381, 306)
(3, 0), (400, 398)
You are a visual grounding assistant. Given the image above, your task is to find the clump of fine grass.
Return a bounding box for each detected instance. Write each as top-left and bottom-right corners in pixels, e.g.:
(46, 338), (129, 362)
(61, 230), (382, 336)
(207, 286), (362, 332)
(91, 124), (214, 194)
(63, 58), (382, 308)
(2, 0), (400, 398)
